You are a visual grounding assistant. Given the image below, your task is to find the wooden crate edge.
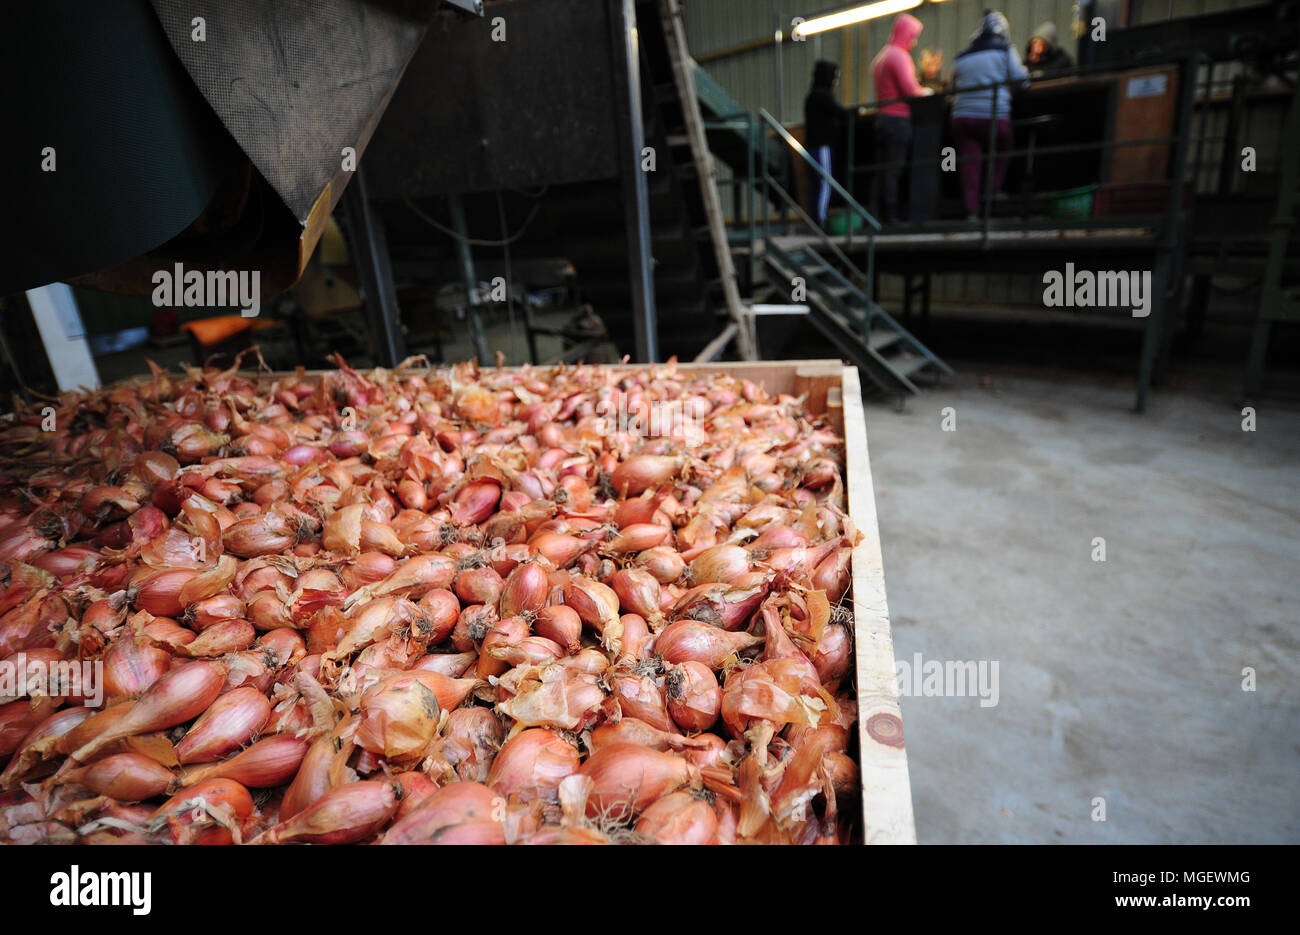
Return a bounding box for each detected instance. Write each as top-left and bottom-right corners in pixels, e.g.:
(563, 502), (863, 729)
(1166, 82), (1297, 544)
(840, 365), (917, 845)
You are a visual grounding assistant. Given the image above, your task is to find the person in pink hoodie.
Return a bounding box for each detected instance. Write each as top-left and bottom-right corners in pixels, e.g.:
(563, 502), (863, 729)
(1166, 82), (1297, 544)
(870, 13), (930, 224)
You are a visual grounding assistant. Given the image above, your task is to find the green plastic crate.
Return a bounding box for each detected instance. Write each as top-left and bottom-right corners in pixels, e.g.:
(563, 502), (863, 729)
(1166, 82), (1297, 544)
(1048, 184), (1097, 221)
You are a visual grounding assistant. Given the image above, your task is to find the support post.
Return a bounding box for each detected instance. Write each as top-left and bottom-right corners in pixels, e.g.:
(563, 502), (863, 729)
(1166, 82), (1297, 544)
(342, 166), (406, 367)
(609, 0), (658, 362)
(982, 84), (998, 245)
(748, 114), (758, 290)
(1136, 250), (1170, 414)
(1137, 52), (1202, 411)
(921, 270), (932, 334)
(447, 193), (491, 366)
(1245, 76), (1300, 396)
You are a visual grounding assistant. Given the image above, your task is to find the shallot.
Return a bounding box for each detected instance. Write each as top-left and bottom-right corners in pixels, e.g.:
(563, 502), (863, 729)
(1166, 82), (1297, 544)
(0, 356), (860, 846)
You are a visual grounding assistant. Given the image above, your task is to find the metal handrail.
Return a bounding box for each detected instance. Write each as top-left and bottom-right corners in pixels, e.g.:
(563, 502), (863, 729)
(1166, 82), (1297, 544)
(757, 108), (883, 234)
(761, 172), (866, 284)
(849, 134), (1187, 178)
(816, 53), (1206, 253)
(705, 52), (1205, 241)
(847, 54), (1200, 113)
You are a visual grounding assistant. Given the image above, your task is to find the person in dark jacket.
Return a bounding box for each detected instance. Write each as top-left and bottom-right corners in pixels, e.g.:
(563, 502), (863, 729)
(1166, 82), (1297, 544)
(804, 60), (850, 229)
(1025, 21), (1074, 74)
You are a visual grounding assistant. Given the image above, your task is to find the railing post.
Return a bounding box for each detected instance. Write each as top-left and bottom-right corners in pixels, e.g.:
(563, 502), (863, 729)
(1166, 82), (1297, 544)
(866, 236), (875, 323)
(748, 113), (757, 287)
(846, 108), (855, 251)
(1138, 51), (1206, 411)
(784, 127), (792, 235)
(762, 125), (770, 246)
(983, 80), (998, 244)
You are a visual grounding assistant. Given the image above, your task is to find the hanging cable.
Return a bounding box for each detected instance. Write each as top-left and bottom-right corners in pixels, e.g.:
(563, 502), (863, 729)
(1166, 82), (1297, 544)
(403, 196), (543, 247)
(1209, 277), (1263, 295)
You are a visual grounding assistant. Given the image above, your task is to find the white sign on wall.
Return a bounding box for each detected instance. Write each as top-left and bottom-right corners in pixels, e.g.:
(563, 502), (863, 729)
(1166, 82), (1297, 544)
(1126, 74), (1168, 98)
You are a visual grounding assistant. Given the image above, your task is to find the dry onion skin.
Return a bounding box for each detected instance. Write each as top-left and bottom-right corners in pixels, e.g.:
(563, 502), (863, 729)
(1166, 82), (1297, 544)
(0, 354), (860, 844)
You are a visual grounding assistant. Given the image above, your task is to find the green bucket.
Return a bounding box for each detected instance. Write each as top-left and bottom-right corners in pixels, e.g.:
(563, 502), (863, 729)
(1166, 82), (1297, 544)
(826, 210), (865, 235)
(1048, 184), (1097, 221)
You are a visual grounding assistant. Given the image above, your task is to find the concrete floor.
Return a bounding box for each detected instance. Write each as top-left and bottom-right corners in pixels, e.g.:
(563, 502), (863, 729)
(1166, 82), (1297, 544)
(863, 366), (1300, 844)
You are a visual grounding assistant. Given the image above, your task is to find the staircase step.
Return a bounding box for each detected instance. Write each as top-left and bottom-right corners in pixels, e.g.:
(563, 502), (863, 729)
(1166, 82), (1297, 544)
(890, 356), (932, 379)
(793, 252), (831, 271)
(762, 242), (950, 395)
(868, 330), (903, 352)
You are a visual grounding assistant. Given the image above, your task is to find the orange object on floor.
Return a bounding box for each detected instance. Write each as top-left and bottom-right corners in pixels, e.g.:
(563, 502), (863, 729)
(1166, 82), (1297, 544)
(182, 316), (267, 347)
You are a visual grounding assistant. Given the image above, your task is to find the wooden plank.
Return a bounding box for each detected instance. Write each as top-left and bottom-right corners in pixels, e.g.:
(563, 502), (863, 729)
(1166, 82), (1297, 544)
(823, 383), (845, 436)
(673, 357), (842, 402)
(793, 364), (843, 419)
(840, 365), (916, 844)
(293, 358), (846, 402)
(692, 323), (738, 363)
(1107, 65), (1179, 184)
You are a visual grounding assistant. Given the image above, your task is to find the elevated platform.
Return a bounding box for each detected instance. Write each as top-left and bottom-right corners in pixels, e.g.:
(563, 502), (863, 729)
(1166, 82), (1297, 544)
(769, 221), (1161, 257)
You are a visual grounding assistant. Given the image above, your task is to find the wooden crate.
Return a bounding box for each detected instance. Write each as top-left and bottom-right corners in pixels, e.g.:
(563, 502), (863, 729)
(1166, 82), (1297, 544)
(293, 358), (916, 843)
(667, 359), (916, 845)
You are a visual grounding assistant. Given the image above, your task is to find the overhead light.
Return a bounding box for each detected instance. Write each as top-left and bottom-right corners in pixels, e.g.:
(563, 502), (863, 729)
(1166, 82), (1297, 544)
(791, 0), (922, 38)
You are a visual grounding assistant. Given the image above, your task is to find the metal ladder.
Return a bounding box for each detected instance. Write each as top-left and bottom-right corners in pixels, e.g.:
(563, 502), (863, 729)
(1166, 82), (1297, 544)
(763, 241), (951, 396)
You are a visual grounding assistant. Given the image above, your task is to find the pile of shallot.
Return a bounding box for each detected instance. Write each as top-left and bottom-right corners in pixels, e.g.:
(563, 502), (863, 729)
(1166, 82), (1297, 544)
(0, 353), (860, 845)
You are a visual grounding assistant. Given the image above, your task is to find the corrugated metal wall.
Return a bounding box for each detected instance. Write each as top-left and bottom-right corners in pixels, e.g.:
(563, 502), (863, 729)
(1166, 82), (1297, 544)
(1130, 0), (1251, 25)
(685, 0), (1081, 120)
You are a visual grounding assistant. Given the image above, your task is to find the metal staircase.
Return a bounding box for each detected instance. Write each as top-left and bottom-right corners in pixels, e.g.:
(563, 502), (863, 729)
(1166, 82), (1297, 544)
(747, 109), (949, 396)
(763, 241), (951, 396)
(662, 57), (953, 394)
(548, 6), (953, 388)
